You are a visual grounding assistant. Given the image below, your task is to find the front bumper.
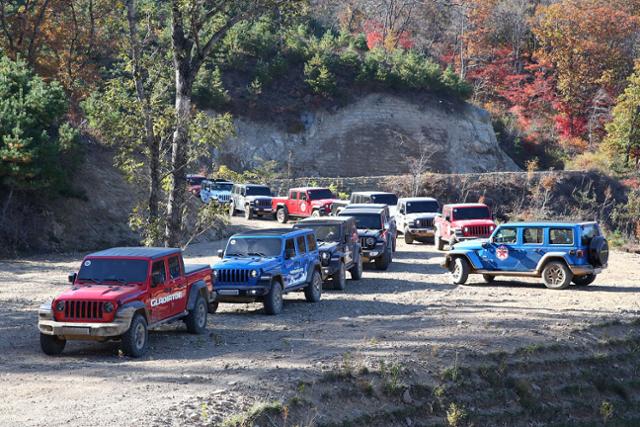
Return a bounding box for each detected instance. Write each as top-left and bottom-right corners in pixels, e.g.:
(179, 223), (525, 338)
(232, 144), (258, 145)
(250, 206), (272, 214)
(38, 304), (135, 340)
(406, 227), (435, 238)
(320, 259), (341, 280)
(214, 279), (271, 302)
(362, 245), (385, 262)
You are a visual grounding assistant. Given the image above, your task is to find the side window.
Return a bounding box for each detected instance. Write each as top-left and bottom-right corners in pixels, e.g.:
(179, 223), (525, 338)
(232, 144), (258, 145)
(285, 239), (296, 258)
(241, 188), (246, 196)
(290, 191), (297, 200)
(168, 256), (181, 279)
(494, 228), (517, 244)
(296, 236), (307, 254)
(523, 228), (543, 244)
(300, 192), (307, 201)
(550, 228), (574, 245)
(306, 234), (317, 251)
(151, 260), (166, 284)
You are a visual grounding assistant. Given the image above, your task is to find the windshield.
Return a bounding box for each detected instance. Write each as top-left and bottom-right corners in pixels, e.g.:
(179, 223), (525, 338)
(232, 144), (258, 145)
(215, 183), (233, 192)
(187, 176), (205, 185)
(78, 259), (149, 284)
(299, 225), (341, 242)
(452, 206), (491, 220)
(347, 213), (382, 230)
(225, 237), (282, 257)
(406, 200), (439, 214)
(371, 194), (398, 205)
(246, 186), (271, 196)
(308, 189), (333, 200)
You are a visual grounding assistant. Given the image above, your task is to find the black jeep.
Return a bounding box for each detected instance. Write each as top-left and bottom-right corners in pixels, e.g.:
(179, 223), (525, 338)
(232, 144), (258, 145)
(294, 216), (363, 290)
(338, 207), (393, 271)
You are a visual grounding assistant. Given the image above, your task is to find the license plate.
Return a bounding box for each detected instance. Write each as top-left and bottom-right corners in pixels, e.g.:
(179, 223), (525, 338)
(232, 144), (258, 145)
(62, 327), (90, 335)
(217, 289), (239, 296)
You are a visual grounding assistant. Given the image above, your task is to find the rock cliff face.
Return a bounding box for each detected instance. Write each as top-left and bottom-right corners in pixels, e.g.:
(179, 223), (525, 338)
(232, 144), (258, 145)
(217, 93), (519, 177)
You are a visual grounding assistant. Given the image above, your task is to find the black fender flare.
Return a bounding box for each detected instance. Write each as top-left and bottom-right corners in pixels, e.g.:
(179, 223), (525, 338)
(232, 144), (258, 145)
(187, 280), (209, 310)
(117, 300), (148, 322)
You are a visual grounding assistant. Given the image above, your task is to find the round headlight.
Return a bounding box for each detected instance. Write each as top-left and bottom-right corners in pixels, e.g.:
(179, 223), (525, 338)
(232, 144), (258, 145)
(366, 237), (376, 246)
(250, 269), (258, 278)
(55, 301), (65, 312)
(104, 302), (115, 313)
(489, 225), (495, 231)
(321, 251), (330, 260)
(213, 269), (218, 277)
(464, 227), (469, 233)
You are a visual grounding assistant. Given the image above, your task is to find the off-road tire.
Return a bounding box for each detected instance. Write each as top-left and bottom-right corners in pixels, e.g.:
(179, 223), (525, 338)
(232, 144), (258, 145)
(435, 232), (445, 251)
(244, 205), (253, 220)
(573, 274), (597, 286)
(392, 236), (397, 252)
(40, 333), (66, 356)
(264, 280), (283, 315)
(208, 301), (219, 314)
(311, 209), (320, 217)
(276, 207), (289, 224)
(228, 202), (236, 217)
(482, 274), (495, 283)
(185, 295), (208, 334)
(451, 257), (470, 285)
(404, 232), (414, 245)
(349, 256), (363, 280)
(542, 261), (572, 290)
(121, 314), (148, 358)
(304, 270), (322, 302)
(375, 248), (391, 271)
(332, 262), (347, 290)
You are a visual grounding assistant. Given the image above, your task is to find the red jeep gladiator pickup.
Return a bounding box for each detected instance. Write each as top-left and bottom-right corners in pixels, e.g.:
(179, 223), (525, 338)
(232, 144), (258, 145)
(272, 187), (340, 223)
(38, 247), (215, 357)
(434, 203), (496, 250)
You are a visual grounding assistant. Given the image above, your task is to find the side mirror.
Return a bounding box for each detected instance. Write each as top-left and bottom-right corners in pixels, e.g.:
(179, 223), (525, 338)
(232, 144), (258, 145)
(68, 273), (77, 284)
(285, 248), (296, 260)
(217, 249), (224, 258)
(151, 273), (163, 287)
(482, 241), (491, 249)
(445, 216), (450, 222)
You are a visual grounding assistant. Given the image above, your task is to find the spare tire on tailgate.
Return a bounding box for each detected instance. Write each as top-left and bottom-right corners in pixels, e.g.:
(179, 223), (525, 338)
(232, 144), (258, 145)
(588, 236), (609, 267)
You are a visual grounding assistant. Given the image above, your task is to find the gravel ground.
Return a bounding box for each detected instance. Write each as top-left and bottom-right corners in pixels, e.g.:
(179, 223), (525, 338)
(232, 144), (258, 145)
(0, 216), (639, 426)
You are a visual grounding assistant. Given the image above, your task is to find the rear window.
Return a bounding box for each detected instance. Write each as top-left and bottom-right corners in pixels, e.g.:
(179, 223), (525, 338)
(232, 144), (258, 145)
(581, 224), (600, 245)
(306, 234), (317, 251)
(523, 228), (543, 244)
(550, 228), (574, 245)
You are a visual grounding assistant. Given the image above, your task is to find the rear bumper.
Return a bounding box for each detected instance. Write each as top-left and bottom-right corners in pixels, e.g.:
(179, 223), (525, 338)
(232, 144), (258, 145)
(38, 304), (135, 339)
(569, 264), (605, 276)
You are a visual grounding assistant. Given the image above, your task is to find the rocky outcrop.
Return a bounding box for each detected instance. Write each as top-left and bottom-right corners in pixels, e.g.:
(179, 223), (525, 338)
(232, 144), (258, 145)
(218, 93), (519, 177)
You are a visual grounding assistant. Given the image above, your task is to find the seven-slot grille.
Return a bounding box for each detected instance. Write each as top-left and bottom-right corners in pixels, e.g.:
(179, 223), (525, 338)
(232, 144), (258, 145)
(254, 199), (272, 209)
(217, 193), (231, 203)
(63, 300), (104, 320)
(360, 237), (377, 249)
(217, 269), (251, 283)
(464, 225), (492, 237)
(414, 218), (434, 228)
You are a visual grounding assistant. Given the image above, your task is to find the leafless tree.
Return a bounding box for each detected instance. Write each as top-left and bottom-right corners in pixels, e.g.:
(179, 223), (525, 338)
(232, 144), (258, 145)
(392, 130), (435, 196)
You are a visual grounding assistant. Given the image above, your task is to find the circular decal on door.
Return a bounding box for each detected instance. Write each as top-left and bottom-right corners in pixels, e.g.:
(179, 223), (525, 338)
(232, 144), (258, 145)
(496, 245), (509, 260)
(84, 260), (91, 267)
(300, 202), (307, 211)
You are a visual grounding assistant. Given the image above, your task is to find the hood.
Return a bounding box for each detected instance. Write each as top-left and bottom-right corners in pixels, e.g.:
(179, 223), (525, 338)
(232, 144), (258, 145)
(388, 206), (397, 217)
(357, 229), (382, 238)
(56, 285), (142, 302)
(451, 219), (495, 227)
(318, 241), (340, 253)
(451, 238), (488, 251)
(213, 257), (280, 270)
(310, 198), (340, 207)
(405, 212), (438, 221)
(245, 195), (272, 202)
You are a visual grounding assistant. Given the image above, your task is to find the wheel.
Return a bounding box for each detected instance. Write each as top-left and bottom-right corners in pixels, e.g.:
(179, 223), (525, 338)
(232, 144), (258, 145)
(392, 236), (397, 252)
(542, 261), (572, 289)
(208, 301), (219, 314)
(276, 207), (288, 224)
(264, 280), (283, 315)
(404, 232), (414, 245)
(332, 262), (347, 290)
(435, 232), (445, 251)
(375, 249), (391, 271)
(311, 210), (320, 217)
(451, 257), (470, 285)
(185, 295), (208, 334)
(349, 256), (363, 280)
(304, 270), (322, 302)
(121, 314), (148, 358)
(573, 274), (596, 286)
(244, 205), (253, 220)
(228, 201), (236, 217)
(482, 274), (495, 283)
(40, 333), (66, 356)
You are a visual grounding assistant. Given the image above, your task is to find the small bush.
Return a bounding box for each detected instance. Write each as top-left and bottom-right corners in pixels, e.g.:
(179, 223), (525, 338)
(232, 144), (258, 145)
(304, 54), (337, 97)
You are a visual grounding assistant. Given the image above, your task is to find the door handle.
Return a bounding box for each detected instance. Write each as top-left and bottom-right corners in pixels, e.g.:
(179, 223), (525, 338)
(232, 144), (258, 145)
(164, 287), (171, 292)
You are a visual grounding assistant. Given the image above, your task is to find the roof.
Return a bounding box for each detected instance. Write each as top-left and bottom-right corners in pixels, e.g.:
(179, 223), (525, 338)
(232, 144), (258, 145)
(87, 247), (181, 259)
(233, 228), (310, 237)
(352, 191), (396, 196)
(444, 203), (488, 208)
(339, 207), (384, 215)
(235, 183), (270, 188)
(400, 197), (438, 202)
(499, 221), (596, 228)
(288, 187), (330, 192)
(343, 203), (388, 210)
(296, 216), (354, 225)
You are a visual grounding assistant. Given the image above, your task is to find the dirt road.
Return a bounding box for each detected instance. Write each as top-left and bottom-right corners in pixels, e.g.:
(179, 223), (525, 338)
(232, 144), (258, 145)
(1, 217), (639, 426)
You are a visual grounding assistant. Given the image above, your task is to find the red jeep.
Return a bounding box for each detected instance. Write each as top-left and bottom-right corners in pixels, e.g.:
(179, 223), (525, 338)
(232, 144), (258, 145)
(38, 247), (215, 357)
(434, 203), (496, 250)
(272, 187), (340, 223)
(186, 174), (207, 197)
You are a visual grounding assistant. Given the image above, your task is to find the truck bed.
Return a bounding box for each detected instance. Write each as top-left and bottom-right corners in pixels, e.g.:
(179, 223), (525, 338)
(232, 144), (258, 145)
(184, 264), (210, 276)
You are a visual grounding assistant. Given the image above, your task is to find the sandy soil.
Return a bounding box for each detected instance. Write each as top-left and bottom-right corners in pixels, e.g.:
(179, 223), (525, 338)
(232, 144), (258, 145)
(0, 217), (639, 426)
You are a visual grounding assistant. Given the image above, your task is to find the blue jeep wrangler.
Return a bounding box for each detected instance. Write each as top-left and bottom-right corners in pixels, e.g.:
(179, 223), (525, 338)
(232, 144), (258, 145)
(212, 229), (323, 314)
(293, 216), (363, 290)
(442, 222), (609, 289)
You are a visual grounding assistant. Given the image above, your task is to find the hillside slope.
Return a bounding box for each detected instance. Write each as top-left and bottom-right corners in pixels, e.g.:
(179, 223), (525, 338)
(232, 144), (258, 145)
(216, 93), (519, 177)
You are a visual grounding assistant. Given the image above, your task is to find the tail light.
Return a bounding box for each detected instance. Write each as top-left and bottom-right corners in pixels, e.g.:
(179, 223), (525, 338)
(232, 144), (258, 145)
(576, 249), (584, 258)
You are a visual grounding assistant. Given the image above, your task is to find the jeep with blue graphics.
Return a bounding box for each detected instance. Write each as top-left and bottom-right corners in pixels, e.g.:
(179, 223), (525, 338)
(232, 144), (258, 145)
(200, 179), (233, 204)
(293, 216), (363, 290)
(212, 229), (323, 314)
(442, 222), (609, 289)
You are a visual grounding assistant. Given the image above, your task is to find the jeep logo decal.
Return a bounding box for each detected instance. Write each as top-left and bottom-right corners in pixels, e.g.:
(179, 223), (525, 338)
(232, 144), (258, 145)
(496, 245), (509, 261)
(151, 291), (185, 307)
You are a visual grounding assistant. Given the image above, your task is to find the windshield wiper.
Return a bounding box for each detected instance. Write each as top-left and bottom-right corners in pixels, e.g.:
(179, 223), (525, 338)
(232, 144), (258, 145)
(78, 277), (102, 285)
(102, 277), (132, 286)
(247, 252), (267, 257)
(226, 253), (245, 257)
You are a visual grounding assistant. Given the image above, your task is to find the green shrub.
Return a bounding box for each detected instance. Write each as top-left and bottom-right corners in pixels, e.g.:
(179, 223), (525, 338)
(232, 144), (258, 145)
(193, 66), (230, 110)
(353, 33), (369, 51)
(304, 54), (337, 97)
